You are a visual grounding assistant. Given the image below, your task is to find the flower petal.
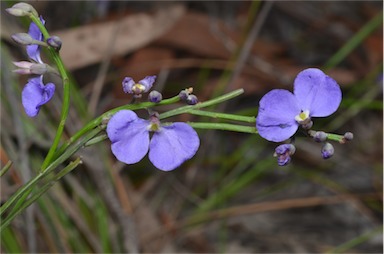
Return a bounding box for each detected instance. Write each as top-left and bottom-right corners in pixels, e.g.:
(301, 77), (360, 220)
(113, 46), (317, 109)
(149, 123), (199, 171)
(293, 68), (342, 117)
(37, 82), (55, 107)
(122, 77), (135, 94)
(26, 16), (45, 63)
(256, 89), (300, 142)
(22, 76), (54, 117)
(138, 75), (156, 92)
(106, 110), (150, 164)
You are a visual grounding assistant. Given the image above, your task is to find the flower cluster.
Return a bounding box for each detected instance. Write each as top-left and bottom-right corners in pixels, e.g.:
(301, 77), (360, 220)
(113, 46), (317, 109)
(256, 68), (352, 165)
(107, 75), (201, 171)
(11, 14), (56, 117)
(122, 75), (156, 98)
(107, 110), (200, 171)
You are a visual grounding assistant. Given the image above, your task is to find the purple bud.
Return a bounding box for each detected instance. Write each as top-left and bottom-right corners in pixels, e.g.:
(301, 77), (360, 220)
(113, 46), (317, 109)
(148, 90), (162, 103)
(11, 33), (34, 45)
(313, 131), (327, 142)
(274, 144), (295, 166)
(6, 3), (38, 17)
(186, 94), (198, 105)
(321, 142), (334, 159)
(179, 87), (194, 101)
(47, 36), (62, 51)
(179, 90), (189, 101)
(301, 120), (313, 130)
(343, 132), (353, 141)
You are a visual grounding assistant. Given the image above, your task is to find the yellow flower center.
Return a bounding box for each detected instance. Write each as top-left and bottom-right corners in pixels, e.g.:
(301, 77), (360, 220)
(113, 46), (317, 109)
(132, 83), (146, 94)
(147, 122), (159, 132)
(295, 110), (310, 124)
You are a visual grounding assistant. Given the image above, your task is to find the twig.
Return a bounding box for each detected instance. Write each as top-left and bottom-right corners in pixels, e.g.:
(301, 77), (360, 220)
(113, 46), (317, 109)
(88, 11), (124, 116)
(225, 1), (274, 93)
(143, 192), (381, 242)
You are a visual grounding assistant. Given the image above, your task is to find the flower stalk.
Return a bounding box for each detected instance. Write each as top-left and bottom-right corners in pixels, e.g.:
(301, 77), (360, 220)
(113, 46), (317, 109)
(27, 15), (71, 171)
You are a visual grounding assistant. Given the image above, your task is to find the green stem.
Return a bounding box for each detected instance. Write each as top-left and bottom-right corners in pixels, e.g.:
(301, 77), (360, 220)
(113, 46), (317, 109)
(0, 161), (13, 177)
(28, 15), (71, 172)
(56, 89), (243, 159)
(188, 122), (258, 134)
(55, 95), (180, 157)
(160, 89), (244, 119)
(0, 158), (82, 232)
(324, 10), (383, 69)
(326, 133), (345, 142)
(188, 109), (255, 123)
(0, 127), (101, 218)
(56, 89), (244, 160)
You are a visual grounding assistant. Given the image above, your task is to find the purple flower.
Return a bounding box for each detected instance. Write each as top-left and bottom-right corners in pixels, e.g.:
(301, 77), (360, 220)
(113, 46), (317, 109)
(22, 76), (55, 117)
(256, 68), (342, 142)
(26, 16), (45, 63)
(18, 16), (56, 117)
(122, 76), (156, 96)
(274, 144), (295, 166)
(106, 110), (200, 171)
(321, 142), (334, 159)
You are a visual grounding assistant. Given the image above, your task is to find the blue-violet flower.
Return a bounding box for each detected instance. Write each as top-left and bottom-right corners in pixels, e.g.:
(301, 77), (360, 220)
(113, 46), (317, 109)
(256, 68), (341, 142)
(27, 16), (45, 63)
(106, 110), (200, 171)
(22, 76), (55, 117)
(274, 144), (295, 166)
(122, 75), (156, 96)
(20, 17), (56, 117)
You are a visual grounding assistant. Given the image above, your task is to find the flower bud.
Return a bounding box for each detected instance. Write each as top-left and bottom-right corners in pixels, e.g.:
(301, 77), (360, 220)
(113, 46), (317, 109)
(148, 90), (162, 103)
(186, 94), (198, 105)
(321, 142), (334, 159)
(47, 36), (62, 51)
(343, 132), (353, 141)
(13, 61), (34, 74)
(274, 144), (295, 166)
(179, 90), (189, 101)
(6, 3), (38, 17)
(30, 63), (48, 75)
(313, 131), (327, 142)
(11, 33), (34, 45)
(179, 87), (194, 102)
(301, 120), (313, 130)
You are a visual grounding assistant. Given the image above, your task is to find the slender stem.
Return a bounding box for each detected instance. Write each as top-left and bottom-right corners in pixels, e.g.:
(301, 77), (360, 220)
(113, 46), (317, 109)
(188, 109), (255, 123)
(0, 161), (13, 177)
(57, 90), (243, 159)
(324, 10), (383, 69)
(0, 158), (82, 232)
(84, 134), (108, 147)
(326, 133), (345, 143)
(0, 128), (101, 218)
(28, 15), (71, 172)
(0, 172), (44, 216)
(55, 95), (180, 157)
(160, 89), (244, 119)
(187, 122), (258, 134)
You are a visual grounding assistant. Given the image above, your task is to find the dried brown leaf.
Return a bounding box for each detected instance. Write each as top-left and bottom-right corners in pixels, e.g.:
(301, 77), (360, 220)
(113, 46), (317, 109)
(53, 5), (185, 70)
